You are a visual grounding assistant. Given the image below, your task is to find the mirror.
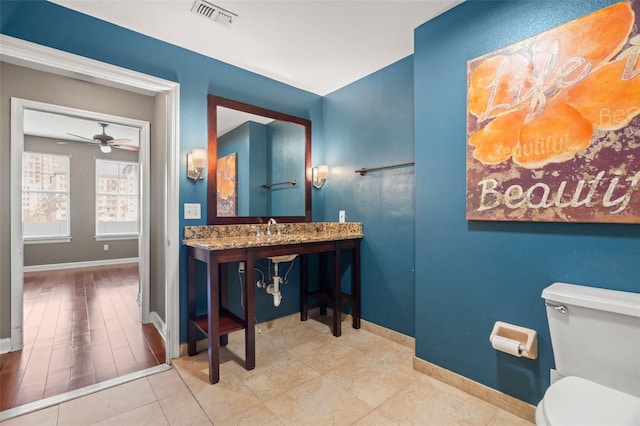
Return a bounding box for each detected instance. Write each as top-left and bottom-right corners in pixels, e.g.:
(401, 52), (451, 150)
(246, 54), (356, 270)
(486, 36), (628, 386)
(207, 95), (311, 224)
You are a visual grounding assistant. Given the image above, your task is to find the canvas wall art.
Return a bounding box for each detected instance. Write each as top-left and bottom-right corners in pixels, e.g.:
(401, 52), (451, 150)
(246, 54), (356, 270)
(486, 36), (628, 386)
(466, 1), (639, 223)
(217, 152), (237, 217)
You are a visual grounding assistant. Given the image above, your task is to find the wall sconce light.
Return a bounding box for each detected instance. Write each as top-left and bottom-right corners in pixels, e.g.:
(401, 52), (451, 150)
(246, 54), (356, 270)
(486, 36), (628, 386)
(187, 148), (207, 180)
(312, 165), (329, 189)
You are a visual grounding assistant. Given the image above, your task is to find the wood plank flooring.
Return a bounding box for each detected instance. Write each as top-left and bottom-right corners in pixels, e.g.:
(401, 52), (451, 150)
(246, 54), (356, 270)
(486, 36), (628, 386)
(0, 264), (165, 411)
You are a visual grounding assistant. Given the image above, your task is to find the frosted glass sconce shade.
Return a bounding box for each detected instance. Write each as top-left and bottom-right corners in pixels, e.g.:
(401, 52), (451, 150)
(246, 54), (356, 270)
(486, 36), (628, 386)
(188, 148), (207, 180)
(312, 165), (329, 188)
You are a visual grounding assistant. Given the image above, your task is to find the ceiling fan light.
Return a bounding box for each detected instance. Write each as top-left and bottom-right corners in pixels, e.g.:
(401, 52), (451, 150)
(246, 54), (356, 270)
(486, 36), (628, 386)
(100, 144), (112, 154)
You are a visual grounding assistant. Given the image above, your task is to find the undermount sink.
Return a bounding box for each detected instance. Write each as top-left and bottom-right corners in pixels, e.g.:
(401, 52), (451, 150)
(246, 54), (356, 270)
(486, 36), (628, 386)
(268, 254), (298, 263)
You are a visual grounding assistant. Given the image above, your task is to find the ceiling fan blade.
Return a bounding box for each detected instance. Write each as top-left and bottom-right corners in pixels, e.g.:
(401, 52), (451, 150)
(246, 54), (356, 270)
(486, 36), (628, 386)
(66, 132), (95, 142)
(67, 125), (138, 152)
(112, 144), (139, 152)
(111, 138), (138, 151)
(112, 138), (132, 144)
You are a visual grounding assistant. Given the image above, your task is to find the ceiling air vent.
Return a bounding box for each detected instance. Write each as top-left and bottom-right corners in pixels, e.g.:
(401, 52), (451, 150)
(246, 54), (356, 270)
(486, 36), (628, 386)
(191, 0), (237, 27)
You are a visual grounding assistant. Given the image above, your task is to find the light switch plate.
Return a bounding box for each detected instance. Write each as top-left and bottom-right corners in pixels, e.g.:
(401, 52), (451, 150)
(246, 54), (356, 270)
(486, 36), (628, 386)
(339, 210), (346, 223)
(184, 203), (201, 219)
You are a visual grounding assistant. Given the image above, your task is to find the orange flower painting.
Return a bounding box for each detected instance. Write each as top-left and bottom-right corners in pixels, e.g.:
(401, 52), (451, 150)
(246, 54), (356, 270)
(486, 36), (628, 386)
(467, 1), (640, 223)
(217, 153), (237, 217)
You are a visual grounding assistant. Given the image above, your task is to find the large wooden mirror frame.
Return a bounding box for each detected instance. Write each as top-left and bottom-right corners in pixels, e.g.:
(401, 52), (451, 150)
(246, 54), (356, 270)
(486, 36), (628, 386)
(207, 94), (312, 224)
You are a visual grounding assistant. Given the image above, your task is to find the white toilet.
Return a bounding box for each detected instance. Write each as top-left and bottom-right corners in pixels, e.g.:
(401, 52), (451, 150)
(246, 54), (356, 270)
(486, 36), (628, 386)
(536, 282), (640, 426)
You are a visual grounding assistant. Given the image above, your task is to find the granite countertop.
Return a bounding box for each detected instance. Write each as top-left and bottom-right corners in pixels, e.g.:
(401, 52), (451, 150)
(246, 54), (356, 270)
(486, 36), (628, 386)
(183, 222), (363, 251)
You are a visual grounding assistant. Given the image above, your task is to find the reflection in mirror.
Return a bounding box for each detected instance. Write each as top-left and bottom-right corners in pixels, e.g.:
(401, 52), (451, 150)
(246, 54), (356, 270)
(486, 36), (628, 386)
(207, 95), (311, 224)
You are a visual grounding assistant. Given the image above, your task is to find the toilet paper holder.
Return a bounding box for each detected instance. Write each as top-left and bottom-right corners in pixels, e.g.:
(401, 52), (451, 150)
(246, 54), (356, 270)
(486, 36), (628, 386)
(489, 321), (538, 359)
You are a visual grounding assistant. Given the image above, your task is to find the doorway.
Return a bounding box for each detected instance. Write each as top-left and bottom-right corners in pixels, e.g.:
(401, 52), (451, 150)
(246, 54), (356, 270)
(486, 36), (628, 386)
(2, 34), (180, 415)
(12, 98), (152, 347)
(5, 98), (155, 409)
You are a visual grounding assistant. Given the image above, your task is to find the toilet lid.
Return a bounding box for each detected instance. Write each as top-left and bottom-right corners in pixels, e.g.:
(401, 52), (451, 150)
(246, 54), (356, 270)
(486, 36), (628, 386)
(543, 376), (640, 426)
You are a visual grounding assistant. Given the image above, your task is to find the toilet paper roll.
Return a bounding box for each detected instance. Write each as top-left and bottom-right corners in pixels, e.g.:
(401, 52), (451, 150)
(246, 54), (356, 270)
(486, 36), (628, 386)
(491, 335), (523, 357)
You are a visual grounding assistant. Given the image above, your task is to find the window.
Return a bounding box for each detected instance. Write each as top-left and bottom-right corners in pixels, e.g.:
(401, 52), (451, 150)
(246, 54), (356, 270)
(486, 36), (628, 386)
(96, 159), (139, 239)
(22, 152), (70, 242)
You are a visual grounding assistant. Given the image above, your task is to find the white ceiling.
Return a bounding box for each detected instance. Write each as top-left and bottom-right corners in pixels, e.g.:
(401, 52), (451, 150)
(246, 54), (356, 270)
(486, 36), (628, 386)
(48, 0), (462, 96)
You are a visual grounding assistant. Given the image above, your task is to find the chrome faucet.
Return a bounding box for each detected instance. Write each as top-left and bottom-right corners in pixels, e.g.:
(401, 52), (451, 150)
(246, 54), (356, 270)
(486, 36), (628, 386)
(267, 218), (277, 236)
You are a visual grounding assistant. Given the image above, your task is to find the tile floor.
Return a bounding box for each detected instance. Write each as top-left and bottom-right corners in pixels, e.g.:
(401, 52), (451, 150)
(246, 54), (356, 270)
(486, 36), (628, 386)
(2, 316), (533, 425)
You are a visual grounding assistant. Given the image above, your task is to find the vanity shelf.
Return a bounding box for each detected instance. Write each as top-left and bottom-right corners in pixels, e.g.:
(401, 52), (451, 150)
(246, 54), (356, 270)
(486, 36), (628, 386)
(192, 309), (246, 336)
(307, 290), (354, 304)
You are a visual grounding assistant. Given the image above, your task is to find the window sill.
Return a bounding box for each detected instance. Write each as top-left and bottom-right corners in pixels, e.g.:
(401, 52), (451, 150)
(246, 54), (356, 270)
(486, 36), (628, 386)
(24, 237), (72, 245)
(95, 235), (139, 241)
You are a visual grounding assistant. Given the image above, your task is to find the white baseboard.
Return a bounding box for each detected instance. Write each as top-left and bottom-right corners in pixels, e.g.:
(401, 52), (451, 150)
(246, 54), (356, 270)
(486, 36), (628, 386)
(149, 311), (166, 340)
(0, 337), (12, 354)
(23, 257), (139, 272)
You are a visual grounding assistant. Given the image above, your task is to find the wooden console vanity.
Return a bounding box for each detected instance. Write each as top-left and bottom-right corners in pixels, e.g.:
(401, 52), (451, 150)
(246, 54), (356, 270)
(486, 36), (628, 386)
(183, 222), (363, 384)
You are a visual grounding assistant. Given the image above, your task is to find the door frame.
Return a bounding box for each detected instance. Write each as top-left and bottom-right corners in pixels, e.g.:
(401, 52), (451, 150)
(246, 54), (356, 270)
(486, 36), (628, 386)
(12, 97), (151, 333)
(2, 34), (180, 361)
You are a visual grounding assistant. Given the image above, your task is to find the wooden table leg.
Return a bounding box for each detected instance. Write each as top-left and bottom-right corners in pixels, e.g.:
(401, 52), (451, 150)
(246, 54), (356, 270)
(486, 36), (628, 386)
(219, 264), (229, 347)
(245, 253), (256, 371)
(300, 254), (308, 321)
(319, 253), (328, 316)
(352, 244), (361, 329)
(333, 246), (341, 337)
(207, 253), (220, 384)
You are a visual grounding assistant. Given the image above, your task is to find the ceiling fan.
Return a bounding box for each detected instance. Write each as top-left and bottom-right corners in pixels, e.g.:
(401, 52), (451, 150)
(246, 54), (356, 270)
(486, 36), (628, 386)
(67, 122), (138, 153)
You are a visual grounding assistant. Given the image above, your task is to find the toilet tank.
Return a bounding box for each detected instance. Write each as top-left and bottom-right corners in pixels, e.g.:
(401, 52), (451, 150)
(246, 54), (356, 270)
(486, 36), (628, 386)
(542, 282), (640, 398)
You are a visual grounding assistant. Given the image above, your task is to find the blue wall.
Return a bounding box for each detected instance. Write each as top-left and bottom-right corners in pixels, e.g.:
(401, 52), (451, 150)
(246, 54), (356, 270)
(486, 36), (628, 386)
(414, 0), (640, 405)
(321, 56), (416, 336)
